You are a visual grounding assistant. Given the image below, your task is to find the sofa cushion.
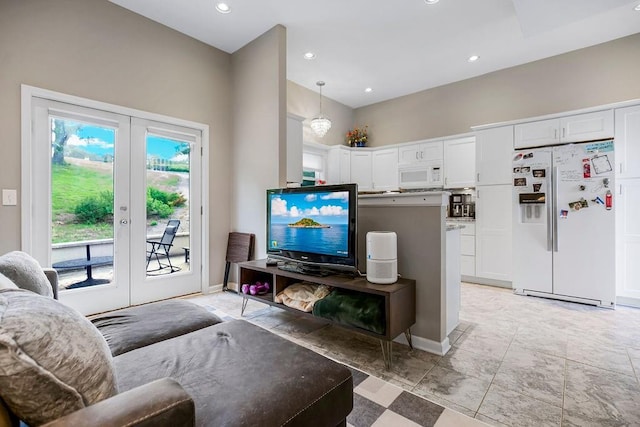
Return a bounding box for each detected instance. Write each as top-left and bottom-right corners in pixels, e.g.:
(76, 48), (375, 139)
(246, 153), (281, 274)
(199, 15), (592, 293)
(0, 273), (18, 291)
(0, 289), (117, 426)
(0, 251), (53, 298)
(114, 319), (353, 426)
(92, 299), (223, 356)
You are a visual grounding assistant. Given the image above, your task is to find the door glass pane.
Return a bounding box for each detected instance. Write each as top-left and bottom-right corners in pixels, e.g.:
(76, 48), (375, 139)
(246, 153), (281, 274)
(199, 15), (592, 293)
(50, 118), (115, 290)
(145, 134), (191, 275)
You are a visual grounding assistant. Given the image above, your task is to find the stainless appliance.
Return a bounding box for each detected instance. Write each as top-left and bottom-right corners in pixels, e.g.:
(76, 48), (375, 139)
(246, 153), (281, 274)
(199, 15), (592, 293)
(449, 193), (475, 218)
(512, 140), (615, 308)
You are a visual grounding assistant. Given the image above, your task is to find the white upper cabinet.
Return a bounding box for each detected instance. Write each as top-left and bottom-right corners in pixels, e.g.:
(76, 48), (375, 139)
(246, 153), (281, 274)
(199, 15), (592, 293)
(615, 104), (640, 179)
(372, 148), (399, 191)
(515, 110), (614, 149)
(327, 146), (351, 184)
(444, 136), (476, 188)
(475, 126), (514, 186)
(350, 150), (373, 191)
(398, 140), (443, 164)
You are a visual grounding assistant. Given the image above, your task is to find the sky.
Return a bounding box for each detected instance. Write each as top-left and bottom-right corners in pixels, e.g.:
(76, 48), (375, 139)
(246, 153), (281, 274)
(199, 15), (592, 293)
(66, 124), (188, 161)
(270, 191), (349, 224)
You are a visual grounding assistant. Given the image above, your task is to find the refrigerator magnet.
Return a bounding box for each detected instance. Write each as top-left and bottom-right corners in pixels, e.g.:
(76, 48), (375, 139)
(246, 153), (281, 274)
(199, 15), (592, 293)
(532, 169), (545, 178)
(560, 210), (568, 219)
(521, 166), (531, 173)
(513, 167), (521, 173)
(533, 183), (542, 192)
(514, 178), (527, 186)
(582, 158), (591, 178)
(592, 154), (612, 174)
(513, 153), (523, 161)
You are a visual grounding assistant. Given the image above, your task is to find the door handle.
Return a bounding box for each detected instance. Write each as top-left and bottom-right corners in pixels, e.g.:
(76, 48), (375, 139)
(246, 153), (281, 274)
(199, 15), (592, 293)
(120, 219), (129, 225)
(552, 167), (559, 252)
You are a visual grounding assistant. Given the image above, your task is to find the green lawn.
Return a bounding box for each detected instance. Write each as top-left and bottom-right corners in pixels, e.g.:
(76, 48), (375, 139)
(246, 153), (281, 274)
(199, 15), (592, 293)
(52, 163), (113, 216)
(51, 161), (185, 244)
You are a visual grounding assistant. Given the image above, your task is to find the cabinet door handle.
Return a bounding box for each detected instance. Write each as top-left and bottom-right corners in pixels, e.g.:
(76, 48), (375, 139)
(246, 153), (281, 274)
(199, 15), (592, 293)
(619, 184), (623, 195)
(562, 127), (566, 138)
(554, 129), (558, 140)
(416, 152), (418, 160)
(477, 173), (480, 182)
(620, 163), (623, 175)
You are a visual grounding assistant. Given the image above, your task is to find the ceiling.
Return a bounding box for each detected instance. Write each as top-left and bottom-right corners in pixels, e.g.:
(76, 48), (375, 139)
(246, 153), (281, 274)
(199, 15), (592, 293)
(109, 0), (640, 108)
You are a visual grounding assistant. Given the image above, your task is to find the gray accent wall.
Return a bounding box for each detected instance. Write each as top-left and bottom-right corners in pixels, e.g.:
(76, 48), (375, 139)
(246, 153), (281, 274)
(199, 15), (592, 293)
(354, 32), (640, 147)
(358, 205), (446, 342)
(287, 81), (354, 147)
(231, 25), (287, 260)
(0, 0), (232, 283)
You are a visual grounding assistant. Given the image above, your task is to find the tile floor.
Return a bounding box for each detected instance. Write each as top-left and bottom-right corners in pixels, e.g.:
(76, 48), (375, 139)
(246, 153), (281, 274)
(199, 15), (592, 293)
(187, 283), (640, 427)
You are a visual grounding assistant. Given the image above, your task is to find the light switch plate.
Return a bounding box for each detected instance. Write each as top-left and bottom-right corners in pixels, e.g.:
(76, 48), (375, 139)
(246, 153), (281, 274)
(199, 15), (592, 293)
(2, 189), (17, 206)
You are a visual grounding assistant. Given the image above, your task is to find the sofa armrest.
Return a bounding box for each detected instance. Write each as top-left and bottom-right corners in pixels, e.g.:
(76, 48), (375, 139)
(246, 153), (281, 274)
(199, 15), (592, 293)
(42, 378), (194, 427)
(42, 268), (58, 300)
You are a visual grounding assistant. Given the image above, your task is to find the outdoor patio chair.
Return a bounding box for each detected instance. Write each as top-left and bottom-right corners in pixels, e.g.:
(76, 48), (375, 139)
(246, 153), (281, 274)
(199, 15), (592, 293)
(146, 219), (181, 274)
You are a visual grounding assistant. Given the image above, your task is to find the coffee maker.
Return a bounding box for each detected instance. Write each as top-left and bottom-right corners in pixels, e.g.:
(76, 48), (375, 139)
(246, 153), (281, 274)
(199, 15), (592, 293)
(449, 193), (475, 218)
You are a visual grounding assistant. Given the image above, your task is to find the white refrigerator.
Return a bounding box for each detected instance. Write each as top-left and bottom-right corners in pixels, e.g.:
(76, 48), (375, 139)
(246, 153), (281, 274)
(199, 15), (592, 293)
(512, 140), (616, 308)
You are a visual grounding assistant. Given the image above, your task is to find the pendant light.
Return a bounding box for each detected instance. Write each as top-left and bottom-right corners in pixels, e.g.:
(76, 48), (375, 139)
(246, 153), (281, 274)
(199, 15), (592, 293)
(310, 81), (332, 137)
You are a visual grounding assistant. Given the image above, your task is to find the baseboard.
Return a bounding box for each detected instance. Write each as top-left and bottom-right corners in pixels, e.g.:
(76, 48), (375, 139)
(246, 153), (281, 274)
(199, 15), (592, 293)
(616, 295), (640, 308)
(394, 334), (451, 356)
(463, 276), (512, 289)
(208, 283), (223, 293)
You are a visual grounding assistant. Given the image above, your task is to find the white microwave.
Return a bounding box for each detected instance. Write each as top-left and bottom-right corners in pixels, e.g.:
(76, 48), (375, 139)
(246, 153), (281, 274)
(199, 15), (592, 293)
(398, 160), (443, 189)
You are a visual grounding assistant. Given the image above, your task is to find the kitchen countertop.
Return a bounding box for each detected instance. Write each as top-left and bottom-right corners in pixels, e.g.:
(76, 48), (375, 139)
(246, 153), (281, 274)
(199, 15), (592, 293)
(446, 217), (475, 222)
(446, 224), (466, 231)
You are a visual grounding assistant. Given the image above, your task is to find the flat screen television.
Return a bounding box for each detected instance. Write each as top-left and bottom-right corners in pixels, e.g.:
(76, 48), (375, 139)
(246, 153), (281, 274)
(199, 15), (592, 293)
(266, 183), (358, 274)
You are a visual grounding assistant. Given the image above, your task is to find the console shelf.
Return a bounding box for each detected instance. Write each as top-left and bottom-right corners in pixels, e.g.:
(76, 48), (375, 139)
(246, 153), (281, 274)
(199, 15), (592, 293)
(238, 260), (416, 368)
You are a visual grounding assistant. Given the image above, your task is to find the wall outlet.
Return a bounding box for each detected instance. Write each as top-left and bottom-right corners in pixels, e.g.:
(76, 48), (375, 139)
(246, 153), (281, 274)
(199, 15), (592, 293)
(2, 189), (18, 206)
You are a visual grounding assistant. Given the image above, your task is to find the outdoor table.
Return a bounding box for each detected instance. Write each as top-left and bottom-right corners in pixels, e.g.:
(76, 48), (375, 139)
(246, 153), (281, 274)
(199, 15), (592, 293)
(52, 244), (113, 289)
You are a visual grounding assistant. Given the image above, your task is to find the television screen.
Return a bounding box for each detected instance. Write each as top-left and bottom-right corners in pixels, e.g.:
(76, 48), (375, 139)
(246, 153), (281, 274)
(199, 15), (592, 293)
(266, 184), (357, 271)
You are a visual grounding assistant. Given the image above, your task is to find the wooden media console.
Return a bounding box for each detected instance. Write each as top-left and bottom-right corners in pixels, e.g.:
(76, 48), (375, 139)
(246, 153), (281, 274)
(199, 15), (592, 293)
(238, 259), (416, 369)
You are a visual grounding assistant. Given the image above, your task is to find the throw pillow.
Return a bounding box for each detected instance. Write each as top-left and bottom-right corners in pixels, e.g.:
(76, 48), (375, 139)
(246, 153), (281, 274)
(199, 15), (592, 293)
(0, 273), (18, 291)
(0, 251), (53, 298)
(0, 290), (117, 425)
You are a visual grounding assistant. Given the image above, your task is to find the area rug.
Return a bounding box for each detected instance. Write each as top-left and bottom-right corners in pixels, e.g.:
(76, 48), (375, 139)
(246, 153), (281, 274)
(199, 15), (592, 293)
(204, 304), (482, 427)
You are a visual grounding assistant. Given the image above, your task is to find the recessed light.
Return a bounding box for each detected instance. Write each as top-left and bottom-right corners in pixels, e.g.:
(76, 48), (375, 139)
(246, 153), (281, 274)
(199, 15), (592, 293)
(304, 52), (316, 60)
(215, 2), (231, 13)
(635, 4), (640, 11)
(364, 87), (373, 93)
(424, 0), (440, 4)
(468, 55), (480, 62)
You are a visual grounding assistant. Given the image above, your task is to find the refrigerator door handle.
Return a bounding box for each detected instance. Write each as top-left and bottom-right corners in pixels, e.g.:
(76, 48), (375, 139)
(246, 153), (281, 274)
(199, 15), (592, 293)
(552, 166), (559, 252)
(546, 167), (553, 251)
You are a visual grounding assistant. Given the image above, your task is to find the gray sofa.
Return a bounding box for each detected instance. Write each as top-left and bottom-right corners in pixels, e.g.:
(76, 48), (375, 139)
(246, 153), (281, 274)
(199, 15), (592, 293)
(0, 252), (353, 426)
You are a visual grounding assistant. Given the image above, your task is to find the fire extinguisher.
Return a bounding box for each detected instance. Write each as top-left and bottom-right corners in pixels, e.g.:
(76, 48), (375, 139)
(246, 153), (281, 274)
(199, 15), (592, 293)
(605, 190), (612, 210)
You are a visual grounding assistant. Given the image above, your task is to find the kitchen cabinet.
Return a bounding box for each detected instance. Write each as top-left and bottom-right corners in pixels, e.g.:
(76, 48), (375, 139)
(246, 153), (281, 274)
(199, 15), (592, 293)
(475, 184), (512, 282)
(475, 126), (514, 186)
(286, 114), (304, 184)
(616, 179), (640, 304)
(398, 140), (443, 164)
(327, 146), (351, 184)
(350, 150), (373, 191)
(460, 222), (476, 277)
(514, 110), (614, 149)
(372, 148), (399, 191)
(444, 136), (476, 188)
(615, 104), (640, 179)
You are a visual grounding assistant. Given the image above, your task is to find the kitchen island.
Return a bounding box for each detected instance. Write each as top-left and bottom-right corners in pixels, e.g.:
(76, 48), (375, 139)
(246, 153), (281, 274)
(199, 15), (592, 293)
(358, 191), (460, 355)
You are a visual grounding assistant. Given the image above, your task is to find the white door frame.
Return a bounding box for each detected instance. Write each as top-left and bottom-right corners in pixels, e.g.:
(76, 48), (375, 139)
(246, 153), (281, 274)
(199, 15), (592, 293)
(21, 85), (210, 309)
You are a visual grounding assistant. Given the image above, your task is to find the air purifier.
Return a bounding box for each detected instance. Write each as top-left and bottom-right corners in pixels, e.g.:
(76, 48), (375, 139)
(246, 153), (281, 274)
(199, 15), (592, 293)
(366, 231), (397, 284)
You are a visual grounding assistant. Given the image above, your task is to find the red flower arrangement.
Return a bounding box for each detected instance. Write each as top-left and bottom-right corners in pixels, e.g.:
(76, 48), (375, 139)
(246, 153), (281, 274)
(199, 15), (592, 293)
(346, 126), (369, 147)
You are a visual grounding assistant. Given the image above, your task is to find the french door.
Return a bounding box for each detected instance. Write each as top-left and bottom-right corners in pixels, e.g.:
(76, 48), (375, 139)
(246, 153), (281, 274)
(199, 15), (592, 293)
(26, 95), (204, 315)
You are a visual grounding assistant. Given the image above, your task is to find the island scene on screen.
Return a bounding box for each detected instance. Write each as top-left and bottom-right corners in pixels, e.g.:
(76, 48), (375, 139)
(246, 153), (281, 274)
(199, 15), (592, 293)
(269, 191), (349, 257)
